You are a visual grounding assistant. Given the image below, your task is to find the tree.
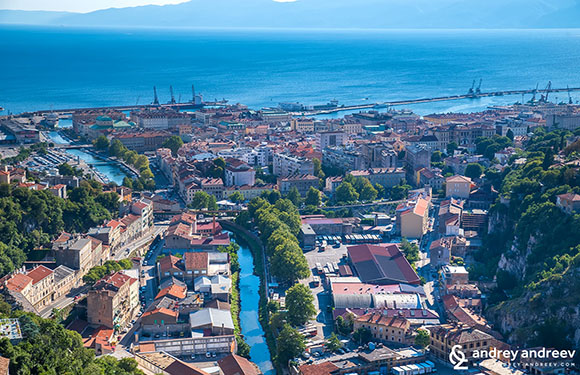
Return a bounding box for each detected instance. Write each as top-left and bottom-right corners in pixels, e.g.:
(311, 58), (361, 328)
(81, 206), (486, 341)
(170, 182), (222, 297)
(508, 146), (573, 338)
(109, 139), (126, 158)
(415, 329), (430, 348)
(374, 183), (385, 199)
(391, 180), (411, 200)
(93, 135), (109, 151)
(352, 327), (372, 345)
(431, 150), (443, 163)
(190, 191), (217, 210)
(506, 128), (515, 141)
(286, 187), (301, 206)
(335, 182), (359, 204)
(464, 163), (484, 180)
(161, 135), (184, 157)
(267, 228), (297, 256)
(446, 141), (459, 156)
(229, 191), (244, 204)
(270, 242), (310, 283)
(285, 283), (316, 326)
(313, 157), (325, 179)
(305, 187), (321, 207)
(400, 238), (420, 264)
(122, 177), (133, 188)
(276, 324), (305, 365)
(335, 313), (355, 335)
(359, 179), (378, 201)
(58, 163), (81, 176)
(235, 210), (251, 229)
(326, 333), (343, 352)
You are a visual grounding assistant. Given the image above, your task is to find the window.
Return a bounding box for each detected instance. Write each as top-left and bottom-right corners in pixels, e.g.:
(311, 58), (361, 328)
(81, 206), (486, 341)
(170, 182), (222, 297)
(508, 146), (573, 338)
(194, 270), (199, 274)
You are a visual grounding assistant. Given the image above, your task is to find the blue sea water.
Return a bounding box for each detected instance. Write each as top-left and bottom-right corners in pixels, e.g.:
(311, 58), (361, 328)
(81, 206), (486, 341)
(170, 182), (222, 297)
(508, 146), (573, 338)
(2, 26), (580, 115)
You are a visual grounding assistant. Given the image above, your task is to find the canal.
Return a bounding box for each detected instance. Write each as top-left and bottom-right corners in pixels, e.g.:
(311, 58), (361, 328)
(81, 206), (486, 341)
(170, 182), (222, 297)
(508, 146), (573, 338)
(46, 130), (129, 185)
(236, 239), (275, 375)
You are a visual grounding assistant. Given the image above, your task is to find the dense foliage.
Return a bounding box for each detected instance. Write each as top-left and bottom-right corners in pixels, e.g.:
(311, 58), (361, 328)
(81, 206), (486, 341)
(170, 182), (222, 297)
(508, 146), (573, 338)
(0, 182), (119, 277)
(0, 310), (143, 374)
(83, 259), (133, 285)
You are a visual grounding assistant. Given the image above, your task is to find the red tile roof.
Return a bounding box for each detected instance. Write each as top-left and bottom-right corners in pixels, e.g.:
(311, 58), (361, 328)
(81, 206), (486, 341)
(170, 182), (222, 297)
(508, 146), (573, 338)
(184, 252), (209, 270)
(26, 265), (53, 285)
(218, 354), (261, 375)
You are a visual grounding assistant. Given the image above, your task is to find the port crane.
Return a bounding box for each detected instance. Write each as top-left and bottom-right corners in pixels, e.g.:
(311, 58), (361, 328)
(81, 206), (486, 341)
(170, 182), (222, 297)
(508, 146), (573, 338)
(539, 81), (552, 103)
(529, 83), (539, 104)
(568, 85), (573, 104)
(169, 86), (176, 104)
(191, 84), (196, 103)
(467, 80), (476, 96)
(153, 86), (159, 105)
(475, 79), (482, 95)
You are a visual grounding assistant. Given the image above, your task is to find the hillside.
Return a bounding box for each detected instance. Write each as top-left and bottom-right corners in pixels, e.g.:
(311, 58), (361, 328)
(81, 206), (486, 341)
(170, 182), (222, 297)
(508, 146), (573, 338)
(1, 0), (580, 29)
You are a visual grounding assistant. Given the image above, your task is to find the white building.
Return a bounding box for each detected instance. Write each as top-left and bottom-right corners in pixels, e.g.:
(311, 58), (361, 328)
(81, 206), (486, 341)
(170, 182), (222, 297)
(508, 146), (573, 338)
(272, 153), (314, 177)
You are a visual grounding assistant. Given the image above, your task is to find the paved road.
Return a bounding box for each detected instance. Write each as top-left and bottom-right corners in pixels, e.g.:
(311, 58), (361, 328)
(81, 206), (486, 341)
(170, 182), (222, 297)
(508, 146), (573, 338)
(112, 224), (167, 261)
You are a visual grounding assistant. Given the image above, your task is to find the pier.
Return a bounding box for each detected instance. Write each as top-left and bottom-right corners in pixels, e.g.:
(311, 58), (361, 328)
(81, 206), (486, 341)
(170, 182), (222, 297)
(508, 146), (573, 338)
(290, 86), (580, 115)
(16, 85), (580, 118)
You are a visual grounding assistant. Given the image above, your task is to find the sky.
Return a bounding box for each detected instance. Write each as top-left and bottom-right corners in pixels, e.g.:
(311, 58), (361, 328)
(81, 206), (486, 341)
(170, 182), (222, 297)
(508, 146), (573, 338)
(0, 0), (190, 13)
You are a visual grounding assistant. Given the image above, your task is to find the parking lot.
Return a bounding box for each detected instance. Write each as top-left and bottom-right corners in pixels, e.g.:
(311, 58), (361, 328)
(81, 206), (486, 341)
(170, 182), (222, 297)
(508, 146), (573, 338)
(301, 241), (350, 337)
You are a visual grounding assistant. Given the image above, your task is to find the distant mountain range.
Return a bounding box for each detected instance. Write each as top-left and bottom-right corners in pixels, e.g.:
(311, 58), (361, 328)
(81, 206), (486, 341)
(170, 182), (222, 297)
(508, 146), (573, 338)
(2, 0), (580, 29)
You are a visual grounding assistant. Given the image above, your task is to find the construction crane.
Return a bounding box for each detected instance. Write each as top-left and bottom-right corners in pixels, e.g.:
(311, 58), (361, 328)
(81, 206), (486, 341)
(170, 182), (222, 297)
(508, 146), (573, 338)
(539, 81), (552, 103)
(169, 86), (176, 104)
(475, 78), (482, 95)
(153, 86), (159, 105)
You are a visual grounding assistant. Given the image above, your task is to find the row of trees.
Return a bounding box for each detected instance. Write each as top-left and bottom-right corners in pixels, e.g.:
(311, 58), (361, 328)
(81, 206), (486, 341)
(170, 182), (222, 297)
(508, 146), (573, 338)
(245, 196), (318, 366)
(93, 136), (156, 191)
(0, 181), (120, 278)
(249, 197), (309, 283)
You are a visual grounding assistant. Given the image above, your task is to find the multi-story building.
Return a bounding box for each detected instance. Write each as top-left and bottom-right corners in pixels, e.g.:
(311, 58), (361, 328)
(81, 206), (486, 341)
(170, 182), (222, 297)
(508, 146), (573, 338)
(291, 118), (315, 133)
(224, 159), (255, 187)
(54, 236), (106, 276)
(131, 108), (190, 130)
(427, 324), (497, 367)
(353, 312), (411, 344)
(396, 194), (430, 239)
(323, 146), (365, 171)
(405, 144), (430, 177)
(113, 130), (172, 153)
(278, 174), (319, 196)
(349, 168), (405, 188)
(87, 271), (139, 330)
(273, 153), (314, 177)
(317, 131), (348, 150)
(446, 175), (472, 199)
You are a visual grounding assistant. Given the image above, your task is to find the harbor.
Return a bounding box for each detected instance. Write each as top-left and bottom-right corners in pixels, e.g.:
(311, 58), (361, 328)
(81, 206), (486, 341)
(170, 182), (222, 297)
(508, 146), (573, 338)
(45, 130), (131, 185)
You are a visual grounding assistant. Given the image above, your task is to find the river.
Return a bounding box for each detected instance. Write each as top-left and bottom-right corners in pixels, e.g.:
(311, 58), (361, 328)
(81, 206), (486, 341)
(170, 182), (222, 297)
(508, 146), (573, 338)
(236, 240), (275, 375)
(46, 129), (129, 185)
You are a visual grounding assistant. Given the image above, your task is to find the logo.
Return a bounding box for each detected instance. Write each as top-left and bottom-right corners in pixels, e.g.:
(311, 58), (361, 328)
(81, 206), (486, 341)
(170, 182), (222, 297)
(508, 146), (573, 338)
(450, 345), (468, 370)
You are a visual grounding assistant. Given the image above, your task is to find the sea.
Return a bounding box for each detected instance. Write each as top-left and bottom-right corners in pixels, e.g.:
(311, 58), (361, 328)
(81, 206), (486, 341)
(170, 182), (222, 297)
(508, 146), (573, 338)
(2, 26), (580, 116)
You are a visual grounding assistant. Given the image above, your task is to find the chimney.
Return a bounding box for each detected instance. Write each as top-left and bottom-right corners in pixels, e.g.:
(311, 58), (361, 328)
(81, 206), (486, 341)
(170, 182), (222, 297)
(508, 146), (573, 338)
(213, 216), (216, 234)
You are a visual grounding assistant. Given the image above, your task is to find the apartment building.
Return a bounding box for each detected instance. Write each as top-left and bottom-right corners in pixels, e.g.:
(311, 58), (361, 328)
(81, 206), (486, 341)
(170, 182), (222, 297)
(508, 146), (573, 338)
(87, 271), (139, 329)
(54, 236), (106, 275)
(446, 175), (473, 199)
(349, 168), (405, 188)
(277, 174), (319, 196)
(273, 153), (314, 177)
(427, 324), (498, 367)
(317, 131), (348, 150)
(353, 312), (411, 345)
